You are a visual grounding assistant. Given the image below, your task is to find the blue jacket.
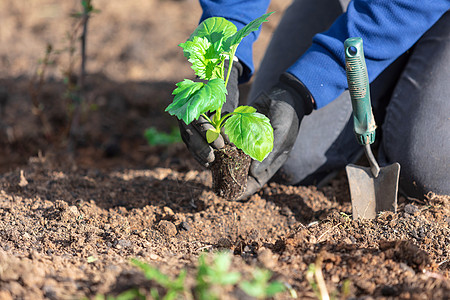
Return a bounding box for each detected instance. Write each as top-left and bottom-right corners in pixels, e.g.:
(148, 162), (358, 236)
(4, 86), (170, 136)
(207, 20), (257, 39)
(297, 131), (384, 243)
(199, 0), (449, 108)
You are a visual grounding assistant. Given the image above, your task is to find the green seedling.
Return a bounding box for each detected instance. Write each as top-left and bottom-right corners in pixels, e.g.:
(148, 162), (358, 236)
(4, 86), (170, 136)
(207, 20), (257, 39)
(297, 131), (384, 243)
(165, 13), (275, 162)
(92, 289), (144, 300)
(196, 252), (241, 299)
(144, 126), (181, 146)
(339, 212), (352, 222)
(130, 258), (187, 300)
(95, 252), (287, 299)
(239, 268), (286, 299)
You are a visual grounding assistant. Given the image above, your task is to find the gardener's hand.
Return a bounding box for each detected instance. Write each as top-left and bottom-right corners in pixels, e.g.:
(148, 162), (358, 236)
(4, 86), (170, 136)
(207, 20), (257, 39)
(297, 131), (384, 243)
(178, 59), (243, 167)
(239, 73), (314, 199)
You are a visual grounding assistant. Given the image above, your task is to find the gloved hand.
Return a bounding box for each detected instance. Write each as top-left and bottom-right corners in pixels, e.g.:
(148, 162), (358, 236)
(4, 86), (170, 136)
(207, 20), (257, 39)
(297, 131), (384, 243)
(239, 72), (314, 199)
(178, 59), (243, 167)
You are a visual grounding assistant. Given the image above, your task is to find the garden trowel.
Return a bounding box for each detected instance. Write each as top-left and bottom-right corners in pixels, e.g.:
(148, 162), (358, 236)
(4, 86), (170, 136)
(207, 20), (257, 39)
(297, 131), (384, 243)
(344, 37), (400, 220)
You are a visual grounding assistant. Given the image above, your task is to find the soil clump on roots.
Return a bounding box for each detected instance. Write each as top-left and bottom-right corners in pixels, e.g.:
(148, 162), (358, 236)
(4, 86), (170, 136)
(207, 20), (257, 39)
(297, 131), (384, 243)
(210, 144), (252, 200)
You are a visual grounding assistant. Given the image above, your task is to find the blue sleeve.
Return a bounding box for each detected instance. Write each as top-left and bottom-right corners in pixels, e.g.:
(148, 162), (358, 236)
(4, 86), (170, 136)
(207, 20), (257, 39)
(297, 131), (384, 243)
(199, 0), (271, 82)
(287, 1), (450, 109)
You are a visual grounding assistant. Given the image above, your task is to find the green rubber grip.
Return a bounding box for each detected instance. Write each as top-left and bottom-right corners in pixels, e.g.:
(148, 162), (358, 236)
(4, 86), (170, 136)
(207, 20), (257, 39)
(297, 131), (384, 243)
(344, 37), (376, 145)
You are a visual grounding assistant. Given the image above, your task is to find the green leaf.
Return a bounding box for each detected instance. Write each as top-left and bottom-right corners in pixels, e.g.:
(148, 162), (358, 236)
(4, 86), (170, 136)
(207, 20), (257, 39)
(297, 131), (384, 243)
(240, 281), (265, 298)
(144, 127), (181, 146)
(266, 281), (286, 297)
(224, 12), (274, 53)
(166, 79), (227, 124)
(187, 17), (237, 55)
(113, 288), (145, 300)
(206, 129), (220, 143)
(213, 252), (232, 273)
(163, 290), (177, 300)
(239, 269), (285, 299)
(216, 272), (241, 286)
(179, 36), (221, 80)
(224, 106), (274, 162)
(131, 258), (170, 286)
(173, 269), (187, 291)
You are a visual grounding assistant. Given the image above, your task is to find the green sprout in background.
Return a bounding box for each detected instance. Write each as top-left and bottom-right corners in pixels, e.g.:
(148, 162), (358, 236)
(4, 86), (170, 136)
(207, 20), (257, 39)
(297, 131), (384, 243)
(144, 127), (182, 146)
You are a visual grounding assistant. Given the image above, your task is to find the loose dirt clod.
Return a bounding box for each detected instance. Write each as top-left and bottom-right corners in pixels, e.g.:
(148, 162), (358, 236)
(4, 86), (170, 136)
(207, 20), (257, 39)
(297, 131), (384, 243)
(210, 144), (251, 200)
(158, 220), (177, 237)
(217, 237), (233, 249)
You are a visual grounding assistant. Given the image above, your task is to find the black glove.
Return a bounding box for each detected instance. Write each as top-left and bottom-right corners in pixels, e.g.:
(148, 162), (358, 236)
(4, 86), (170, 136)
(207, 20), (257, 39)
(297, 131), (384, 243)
(178, 59), (243, 167)
(239, 72), (314, 199)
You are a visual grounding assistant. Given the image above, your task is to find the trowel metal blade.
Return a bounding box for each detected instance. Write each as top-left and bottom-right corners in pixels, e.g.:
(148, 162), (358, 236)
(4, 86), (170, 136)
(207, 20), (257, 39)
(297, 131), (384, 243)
(346, 162), (400, 220)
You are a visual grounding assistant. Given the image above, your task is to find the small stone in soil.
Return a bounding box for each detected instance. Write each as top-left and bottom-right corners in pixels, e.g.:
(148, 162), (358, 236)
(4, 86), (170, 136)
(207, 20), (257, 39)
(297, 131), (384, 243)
(257, 248), (277, 269)
(404, 203), (419, 215)
(116, 239), (131, 249)
(163, 206), (174, 216)
(179, 221), (190, 231)
(158, 220), (177, 237)
(217, 237), (233, 249)
(381, 285), (399, 296)
(280, 206), (293, 216)
(0, 291), (13, 300)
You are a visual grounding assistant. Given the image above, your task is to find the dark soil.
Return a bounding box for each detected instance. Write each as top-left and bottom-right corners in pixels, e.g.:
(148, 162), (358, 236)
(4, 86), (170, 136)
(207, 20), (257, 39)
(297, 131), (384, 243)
(211, 145), (251, 200)
(1, 1), (449, 299)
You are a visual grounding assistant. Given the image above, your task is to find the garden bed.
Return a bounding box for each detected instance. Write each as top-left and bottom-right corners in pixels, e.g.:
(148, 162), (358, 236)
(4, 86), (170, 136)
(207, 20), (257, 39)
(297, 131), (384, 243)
(0, 1), (448, 299)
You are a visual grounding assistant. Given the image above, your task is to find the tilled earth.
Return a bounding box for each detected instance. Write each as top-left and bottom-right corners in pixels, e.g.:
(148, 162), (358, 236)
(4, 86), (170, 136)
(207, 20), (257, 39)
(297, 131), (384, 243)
(0, 148), (449, 299)
(1, 0), (449, 299)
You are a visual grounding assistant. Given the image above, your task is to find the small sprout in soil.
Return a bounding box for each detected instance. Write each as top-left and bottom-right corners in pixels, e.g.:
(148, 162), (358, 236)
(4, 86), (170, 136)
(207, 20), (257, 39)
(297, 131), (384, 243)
(144, 126), (181, 146)
(130, 258), (187, 300)
(239, 268), (286, 299)
(165, 13), (275, 162)
(340, 212), (352, 222)
(195, 252), (241, 299)
(101, 252), (287, 299)
(93, 289), (144, 300)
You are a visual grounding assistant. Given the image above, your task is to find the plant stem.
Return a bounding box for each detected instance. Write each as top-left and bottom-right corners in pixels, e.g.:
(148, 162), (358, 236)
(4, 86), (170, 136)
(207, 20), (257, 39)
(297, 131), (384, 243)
(79, 2), (89, 92)
(224, 48), (237, 89)
(68, 0), (91, 153)
(201, 113), (212, 124)
(214, 48), (237, 128)
(217, 112), (233, 128)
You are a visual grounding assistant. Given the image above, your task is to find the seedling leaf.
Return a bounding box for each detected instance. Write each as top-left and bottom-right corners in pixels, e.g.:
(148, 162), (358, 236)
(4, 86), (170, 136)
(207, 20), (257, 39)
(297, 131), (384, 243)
(196, 252), (241, 299)
(239, 269), (285, 299)
(130, 259), (186, 300)
(144, 127), (181, 146)
(167, 13), (274, 163)
(187, 17), (237, 56)
(131, 258), (170, 286)
(240, 281), (262, 298)
(224, 12), (274, 53)
(111, 288), (145, 300)
(179, 36), (221, 79)
(265, 281), (287, 297)
(166, 79), (227, 124)
(224, 106), (273, 161)
(206, 128), (220, 143)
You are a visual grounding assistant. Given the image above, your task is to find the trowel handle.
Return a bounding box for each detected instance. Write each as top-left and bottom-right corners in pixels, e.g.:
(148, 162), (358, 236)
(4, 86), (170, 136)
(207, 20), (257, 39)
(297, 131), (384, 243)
(344, 37), (376, 145)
